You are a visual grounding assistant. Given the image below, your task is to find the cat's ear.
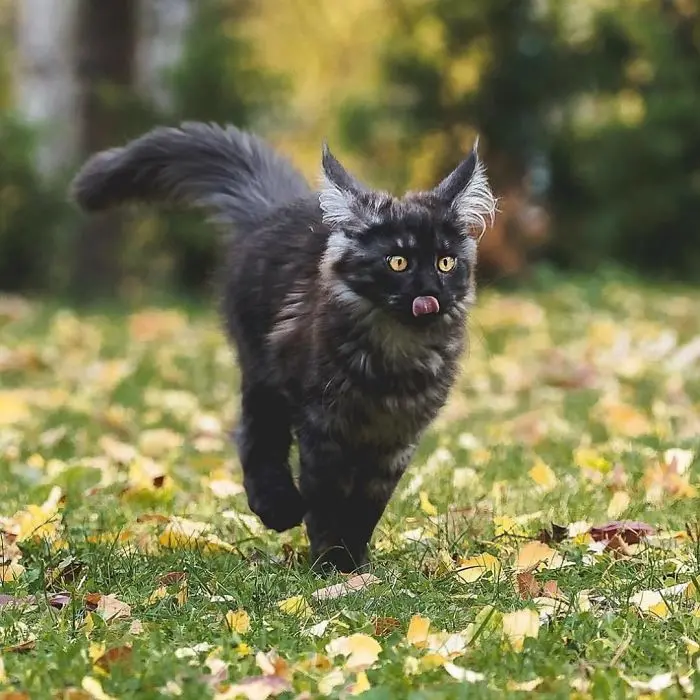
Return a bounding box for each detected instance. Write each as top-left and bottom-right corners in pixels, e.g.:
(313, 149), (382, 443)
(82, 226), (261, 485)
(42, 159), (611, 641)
(319, 143), (371, 231)
(432, 139), (496, 239)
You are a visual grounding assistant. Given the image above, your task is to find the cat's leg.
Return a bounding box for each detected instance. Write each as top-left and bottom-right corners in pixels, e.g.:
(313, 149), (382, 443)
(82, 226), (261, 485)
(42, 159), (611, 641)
(236, 381), (306, 532)
(298, 430), (401, 572)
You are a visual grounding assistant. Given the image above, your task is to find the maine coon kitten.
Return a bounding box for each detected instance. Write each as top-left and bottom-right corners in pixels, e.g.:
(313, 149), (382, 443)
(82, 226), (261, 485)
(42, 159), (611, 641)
(71, 123), (496, 572)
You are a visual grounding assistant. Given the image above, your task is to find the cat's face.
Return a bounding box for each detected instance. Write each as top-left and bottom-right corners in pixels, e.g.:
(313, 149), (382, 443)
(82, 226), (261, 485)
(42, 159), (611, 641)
(319, 145), (495, 327)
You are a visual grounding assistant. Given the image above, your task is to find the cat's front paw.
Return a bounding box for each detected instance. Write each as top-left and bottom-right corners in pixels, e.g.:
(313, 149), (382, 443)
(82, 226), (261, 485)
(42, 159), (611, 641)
(244, 470), (307, 533)
(309, 541), (370, 575)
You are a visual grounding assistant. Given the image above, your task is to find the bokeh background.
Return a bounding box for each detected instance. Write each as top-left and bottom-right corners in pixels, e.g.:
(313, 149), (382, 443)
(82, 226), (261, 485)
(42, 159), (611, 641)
(1, 0), (699, 301)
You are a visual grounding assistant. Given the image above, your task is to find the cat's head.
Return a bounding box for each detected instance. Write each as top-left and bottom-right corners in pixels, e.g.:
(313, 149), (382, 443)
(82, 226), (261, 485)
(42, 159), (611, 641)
(318, 142), (496, 327)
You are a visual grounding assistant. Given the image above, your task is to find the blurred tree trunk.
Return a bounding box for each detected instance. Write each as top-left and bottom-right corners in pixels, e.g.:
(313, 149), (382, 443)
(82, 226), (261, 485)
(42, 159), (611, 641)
(136, 0), (191, 112)
(14, 0), (81, 176)
(72, 0), (138, 298)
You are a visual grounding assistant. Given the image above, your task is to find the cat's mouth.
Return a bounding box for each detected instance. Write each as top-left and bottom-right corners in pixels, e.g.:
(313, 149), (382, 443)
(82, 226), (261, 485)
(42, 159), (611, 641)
(412, 295), (440, 317)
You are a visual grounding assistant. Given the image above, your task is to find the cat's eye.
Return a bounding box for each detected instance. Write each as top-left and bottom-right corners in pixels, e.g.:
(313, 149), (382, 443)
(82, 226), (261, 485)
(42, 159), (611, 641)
(437, 256), (457, 273)
(387, 255), (409, 272)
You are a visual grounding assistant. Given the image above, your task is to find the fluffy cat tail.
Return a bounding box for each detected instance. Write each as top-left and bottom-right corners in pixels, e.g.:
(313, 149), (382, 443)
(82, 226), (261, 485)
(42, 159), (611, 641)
(70, 122), (311, 230)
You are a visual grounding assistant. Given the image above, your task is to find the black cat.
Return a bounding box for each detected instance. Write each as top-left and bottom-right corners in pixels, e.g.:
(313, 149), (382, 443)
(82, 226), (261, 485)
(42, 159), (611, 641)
(71, 123), (495, 572)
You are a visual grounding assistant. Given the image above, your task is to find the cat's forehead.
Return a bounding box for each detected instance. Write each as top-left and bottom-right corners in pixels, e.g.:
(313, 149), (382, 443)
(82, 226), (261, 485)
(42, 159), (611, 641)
(373, 196), (464, 247)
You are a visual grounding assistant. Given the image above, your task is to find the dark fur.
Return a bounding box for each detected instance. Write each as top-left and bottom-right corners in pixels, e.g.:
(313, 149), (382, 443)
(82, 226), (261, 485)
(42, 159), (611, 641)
(71, 122), (495, 572)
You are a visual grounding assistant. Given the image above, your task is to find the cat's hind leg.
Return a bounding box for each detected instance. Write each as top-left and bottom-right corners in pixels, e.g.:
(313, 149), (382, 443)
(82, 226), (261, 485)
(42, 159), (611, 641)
(236, 382), (306, 532)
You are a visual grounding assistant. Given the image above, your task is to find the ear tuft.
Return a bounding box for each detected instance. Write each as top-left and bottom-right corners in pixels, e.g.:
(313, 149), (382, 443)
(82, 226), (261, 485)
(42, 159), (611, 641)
(319, 143), (368, 230)
(433, 139), (497, 239)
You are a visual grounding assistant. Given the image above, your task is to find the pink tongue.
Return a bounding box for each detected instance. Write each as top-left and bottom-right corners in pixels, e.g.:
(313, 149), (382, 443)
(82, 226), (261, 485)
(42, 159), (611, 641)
(412, 296), (440, 317)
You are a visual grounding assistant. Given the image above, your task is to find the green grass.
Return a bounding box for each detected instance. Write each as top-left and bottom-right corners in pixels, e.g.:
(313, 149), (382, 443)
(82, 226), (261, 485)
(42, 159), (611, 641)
(1, 275), (699, 699)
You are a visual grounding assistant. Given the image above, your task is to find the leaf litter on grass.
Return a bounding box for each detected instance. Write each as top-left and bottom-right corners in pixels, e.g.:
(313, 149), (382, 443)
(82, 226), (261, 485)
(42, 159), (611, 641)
(1, 282), (700, 697)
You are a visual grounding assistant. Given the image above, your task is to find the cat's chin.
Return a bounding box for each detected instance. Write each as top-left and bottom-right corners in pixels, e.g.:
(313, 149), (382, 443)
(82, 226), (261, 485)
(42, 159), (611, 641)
(384, 308), (448, 331)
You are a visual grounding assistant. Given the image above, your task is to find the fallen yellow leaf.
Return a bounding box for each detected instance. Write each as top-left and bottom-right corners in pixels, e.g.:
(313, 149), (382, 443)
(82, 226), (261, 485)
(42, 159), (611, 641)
(12, 486), (63, 543)
(681, 636), (699, 656)
(146, 587), (167, 605)
(596, 399), (651, 437)
(159, 517), (236, 554)
(419, 491), (438, 517)
(456, 553), (502, 583)
(528, 458), (557, 491)
(317, 668), (345, 696)
(493, 515), (527, 538)
(88, 641), (107, 665)
(407, 615), (431, 647)
(507, 678), (544, 691)
(277, 595), (312, 619)
(326, 634), (382, 672)
(607, 491), (630, 519)
(349, 671), (371, 695)
(81, 676), (117, 700)
(0, 390), (30, 426)
(0, 562), (25, 583)
(630, 590), (671, 619)
(502, 609), (539, 652)
(515, 541), (564, 572)
(573, 448), (611, 473)
(138, 428), (184, 458)
(226, 609), (251, 635)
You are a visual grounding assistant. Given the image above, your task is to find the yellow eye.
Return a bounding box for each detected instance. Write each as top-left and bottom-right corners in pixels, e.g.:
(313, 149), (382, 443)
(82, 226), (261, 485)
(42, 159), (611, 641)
(387, 255), (409, 272)
(437, 256), (457, 273)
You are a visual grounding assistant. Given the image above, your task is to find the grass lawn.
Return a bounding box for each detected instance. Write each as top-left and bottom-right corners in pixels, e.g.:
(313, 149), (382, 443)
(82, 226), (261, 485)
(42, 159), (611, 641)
(1, 273), (699, 699)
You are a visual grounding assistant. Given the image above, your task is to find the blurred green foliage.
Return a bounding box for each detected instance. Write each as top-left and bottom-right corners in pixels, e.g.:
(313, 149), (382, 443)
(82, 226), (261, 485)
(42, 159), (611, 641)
(1, 0), (286, 297)
(123, 0), (289, 296)
(0, 117), (73, 292)
(339, 0), (700, 279)
(1, 0), (699, 295)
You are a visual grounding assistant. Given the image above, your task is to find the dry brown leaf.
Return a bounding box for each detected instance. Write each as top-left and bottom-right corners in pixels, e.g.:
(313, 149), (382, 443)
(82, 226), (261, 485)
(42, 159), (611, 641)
(604, 534), (632, 557)
(158, 571), (187, 586)
(88, 594), (131, 622)
(373, 617), (401, 637)
(311, 573), (381, 602)
(541, 580), (564, 600)
(589, 521), (655, 544)
(128, 620), (144, 636)
(93, 645), (133, 673)
(515, 572), (541, 600)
